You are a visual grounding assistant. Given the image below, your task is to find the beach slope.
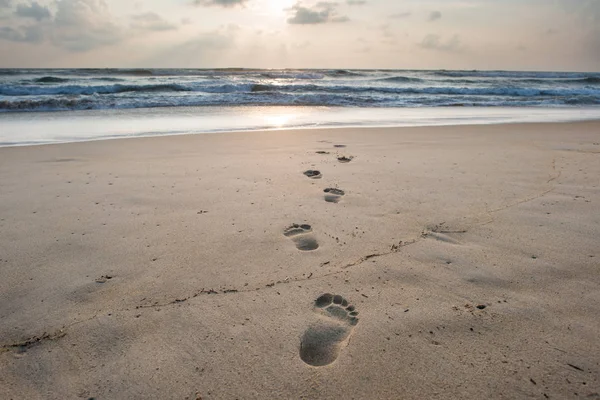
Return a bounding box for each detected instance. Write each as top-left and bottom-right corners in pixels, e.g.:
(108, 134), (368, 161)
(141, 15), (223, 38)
(1, 122), (599, 399)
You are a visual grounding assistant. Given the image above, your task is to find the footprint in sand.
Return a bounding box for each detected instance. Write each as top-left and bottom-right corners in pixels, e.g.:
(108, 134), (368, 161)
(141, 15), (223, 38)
(324, 188), (345, 203)
(300, 293), (359, 367)
(337, 156), (354, 163)
(284, 224), (319, 251)
(304, 170), (322, 179)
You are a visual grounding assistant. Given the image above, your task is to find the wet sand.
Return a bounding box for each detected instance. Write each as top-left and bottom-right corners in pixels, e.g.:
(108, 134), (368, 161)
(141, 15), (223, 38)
(1, 122), (599, 399)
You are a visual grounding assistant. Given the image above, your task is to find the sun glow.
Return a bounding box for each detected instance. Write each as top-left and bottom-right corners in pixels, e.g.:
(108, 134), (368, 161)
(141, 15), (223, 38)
(259, 0), (296, 16)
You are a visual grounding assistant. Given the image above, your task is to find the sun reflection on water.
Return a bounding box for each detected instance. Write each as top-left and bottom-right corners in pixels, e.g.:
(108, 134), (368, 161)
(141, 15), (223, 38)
(265, 114), (295, 128)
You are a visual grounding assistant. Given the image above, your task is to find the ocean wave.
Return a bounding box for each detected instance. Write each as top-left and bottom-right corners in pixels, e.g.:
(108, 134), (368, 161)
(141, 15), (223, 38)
(2, 68), (600, 113)
(0, 69), (26, 76)
(580, 77), (600, 84)
(249, 84), (600, 98)
(376, 76), (424, 83)
(0, 83), (192, 96)
(0, 98), (95, 111)
(325, 69), (365, 77)
(2, 81), (600, 98)
(432, 70), (599, 79)
(2, 91), (599, 112)
(251, 84), (273, 92)
(491, 77), (600, 85)
(34, 76), (70, 84)
(77, 68), (155, 76)
(259, 72), (324, 80)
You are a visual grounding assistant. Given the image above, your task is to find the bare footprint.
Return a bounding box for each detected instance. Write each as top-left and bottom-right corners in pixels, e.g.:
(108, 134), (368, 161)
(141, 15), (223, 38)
(337, 156), (354, 163)
(284, 224), (319, 251)
(324, 188), (345, 203)
(95, 275), (114, 284)
(300, 293), (359, 367)
(304, 170), (322, 179)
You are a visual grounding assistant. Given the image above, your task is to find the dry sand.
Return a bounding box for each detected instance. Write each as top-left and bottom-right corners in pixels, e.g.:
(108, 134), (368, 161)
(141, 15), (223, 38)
(0, 122), (599, 399)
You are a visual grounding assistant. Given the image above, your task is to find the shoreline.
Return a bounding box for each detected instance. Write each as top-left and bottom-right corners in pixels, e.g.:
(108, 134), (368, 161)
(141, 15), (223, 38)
(2, 105), (600, 148)
(0, 119), (599, 151)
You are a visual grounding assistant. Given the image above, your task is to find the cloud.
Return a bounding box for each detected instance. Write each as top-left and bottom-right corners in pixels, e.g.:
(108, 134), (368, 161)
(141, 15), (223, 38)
(390, 12), (411, 19)
(347, 0), (366, 5)
(15, 1), (51, 21)
(0, 0), (11, 8)
(130, 12), (177, 31)
(51, 0), (124, 52)
(287, 2), (349, 25)
(143, 26), (237, 67)
(556, 0), (600, 23)
(419, 34), (463, 52)
(428, 10), (441, 21)
(0, 24), (43, 42)
(193, 0), (248, 7)
(0, 0), (179, 52)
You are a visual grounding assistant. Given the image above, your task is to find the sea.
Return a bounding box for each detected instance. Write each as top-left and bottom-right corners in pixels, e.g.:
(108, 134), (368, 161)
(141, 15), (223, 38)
(1, 68), (600, 146)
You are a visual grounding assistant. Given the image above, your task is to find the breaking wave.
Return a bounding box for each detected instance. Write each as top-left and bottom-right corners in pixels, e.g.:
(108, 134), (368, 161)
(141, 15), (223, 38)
(1, 68), (599, 112)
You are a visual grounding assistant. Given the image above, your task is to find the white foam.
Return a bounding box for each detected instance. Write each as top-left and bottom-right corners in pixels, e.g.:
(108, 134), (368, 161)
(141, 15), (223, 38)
(2, 106), (600, 147)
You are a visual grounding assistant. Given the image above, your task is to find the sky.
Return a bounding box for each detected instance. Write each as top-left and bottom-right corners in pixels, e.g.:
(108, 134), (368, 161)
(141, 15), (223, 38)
(0, 0), (599, 71)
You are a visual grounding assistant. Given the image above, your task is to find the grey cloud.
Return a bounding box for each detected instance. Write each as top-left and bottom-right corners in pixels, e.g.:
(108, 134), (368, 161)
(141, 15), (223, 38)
(0, 0), (123, 51)
(347, 0), (366, 5)
(0, 0), (192, 53)
(419, 34), (462, 52)
(15, 2), (51, 21)
(331, 15), (349, 22)
(51, 0), (124, 51)
(428, 10), (441, 21)
(131, 12), (177, 31)
(287, 2), (349, 25)
(0, 0), (11, 8)
(0, 24), (43, 42)
(193, 0), (248, 7)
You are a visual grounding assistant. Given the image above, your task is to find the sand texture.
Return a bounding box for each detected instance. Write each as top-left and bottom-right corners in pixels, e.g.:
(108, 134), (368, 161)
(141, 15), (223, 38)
(0, 122), (599, 399)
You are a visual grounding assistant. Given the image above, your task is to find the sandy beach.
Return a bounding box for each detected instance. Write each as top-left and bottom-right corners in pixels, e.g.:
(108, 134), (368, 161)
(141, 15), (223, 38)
(0, 122), (599, 399)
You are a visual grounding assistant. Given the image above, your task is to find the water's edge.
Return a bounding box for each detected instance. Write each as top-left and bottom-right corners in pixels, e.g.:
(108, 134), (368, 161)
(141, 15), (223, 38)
(1, 106), (600, 148)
